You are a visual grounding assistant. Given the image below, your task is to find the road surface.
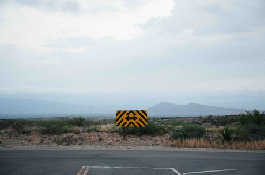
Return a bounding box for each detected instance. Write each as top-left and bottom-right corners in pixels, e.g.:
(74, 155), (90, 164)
(0, 149), (264, 175)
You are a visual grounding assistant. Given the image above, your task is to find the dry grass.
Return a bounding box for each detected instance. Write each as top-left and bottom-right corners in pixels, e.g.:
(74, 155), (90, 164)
(99, 124), (114, 132)
(164, 139), (265, 150)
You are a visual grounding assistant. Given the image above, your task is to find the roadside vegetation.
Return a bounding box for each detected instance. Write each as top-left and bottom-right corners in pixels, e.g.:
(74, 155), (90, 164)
(0, 110), (264, 150)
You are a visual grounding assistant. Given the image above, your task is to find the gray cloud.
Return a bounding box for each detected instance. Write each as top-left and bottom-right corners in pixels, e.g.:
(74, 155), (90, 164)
(0, 0), (264, 109)
(1, 0), (80, 13)
(0, 0), (146, 14)
(144, 0), (265, 36)
(201, 0), (265, 35)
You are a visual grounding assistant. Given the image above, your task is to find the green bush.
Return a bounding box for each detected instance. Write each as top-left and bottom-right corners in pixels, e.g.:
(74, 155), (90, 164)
(236, 110), (265, 140)
(12, 121), (25, 136)
(234, 125), (248, 140)
(240, 110), (265, 126)
(38, 120), (73, 135)
(86, 126), (101, 132)
(119, 120), (166, 136)
(107, 125), (120, 133)
(165, 119), (184, 127)
(83, 119), (94, 127)
(171, 124), (206, 140)
(70, 117), (85, 126)
(235, 123), (265, 140)
(220, 127), (233, 141)
(0, 120), (13, 130)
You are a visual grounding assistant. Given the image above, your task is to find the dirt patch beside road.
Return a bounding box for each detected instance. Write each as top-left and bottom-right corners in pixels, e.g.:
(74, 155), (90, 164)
(0, 132), (170, 149)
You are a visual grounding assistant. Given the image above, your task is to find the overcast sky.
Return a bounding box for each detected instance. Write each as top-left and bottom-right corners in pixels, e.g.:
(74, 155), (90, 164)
(0, 0), (264, 110)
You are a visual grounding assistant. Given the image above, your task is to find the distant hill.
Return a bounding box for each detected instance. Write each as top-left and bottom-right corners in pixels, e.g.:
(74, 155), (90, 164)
(0, 99), (247, 118)
(147, 102), (245, 116)
(0, 98), (90, 115)
(0, 98), (139, 118)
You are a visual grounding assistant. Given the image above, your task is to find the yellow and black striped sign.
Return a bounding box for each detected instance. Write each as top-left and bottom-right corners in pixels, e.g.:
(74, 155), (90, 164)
(116, 110), (147, 127)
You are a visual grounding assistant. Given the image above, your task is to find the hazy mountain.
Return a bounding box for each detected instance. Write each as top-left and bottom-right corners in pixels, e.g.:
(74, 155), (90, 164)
(0, 98), (247, 118)
(0, 98), (91, 114)
(0, 98), (140, 118)
(147, 102), (245, 116)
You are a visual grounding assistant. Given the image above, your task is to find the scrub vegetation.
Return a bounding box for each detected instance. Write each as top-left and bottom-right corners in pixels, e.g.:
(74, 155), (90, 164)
(0, 110), (264, 150)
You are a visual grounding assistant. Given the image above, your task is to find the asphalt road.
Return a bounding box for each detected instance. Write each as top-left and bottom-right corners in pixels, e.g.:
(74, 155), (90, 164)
(0, 149), (264, 175)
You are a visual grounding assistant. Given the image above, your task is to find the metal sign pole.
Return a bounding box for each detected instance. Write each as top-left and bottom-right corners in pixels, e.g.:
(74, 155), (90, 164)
(140, 126), (142, 139)
(123, 127), (126, 140)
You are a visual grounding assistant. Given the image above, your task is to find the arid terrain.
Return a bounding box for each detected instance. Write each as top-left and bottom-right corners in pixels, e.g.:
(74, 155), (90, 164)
(1, 112), (265, 150)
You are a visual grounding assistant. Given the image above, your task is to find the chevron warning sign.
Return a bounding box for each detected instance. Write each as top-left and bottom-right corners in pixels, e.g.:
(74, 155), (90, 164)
(116, 110), (148, 127)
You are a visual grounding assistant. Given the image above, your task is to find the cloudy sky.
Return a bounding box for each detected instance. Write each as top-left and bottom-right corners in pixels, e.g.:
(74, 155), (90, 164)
(0, 0), (264, 110)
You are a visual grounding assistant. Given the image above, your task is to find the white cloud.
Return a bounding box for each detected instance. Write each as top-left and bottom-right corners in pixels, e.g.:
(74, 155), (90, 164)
(57, 46), (87, 53)
(185, 28), (194, 35)
(0, 0), (175, 53)
(0, 85), (127, 95)
(0, 0), (264, 109)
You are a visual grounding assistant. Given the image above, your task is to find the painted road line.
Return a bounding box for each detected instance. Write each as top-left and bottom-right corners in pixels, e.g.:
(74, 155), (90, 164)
(170, 168), (183, 175)
(154, 168), (182, 175)
(77, 166), (84, 175)
(83, 167), (90, 175)
(77, 166), (90, 175)
(90, 166), (148, 169)
(182, 169), (237, 174)
(83, 166), (236, 175)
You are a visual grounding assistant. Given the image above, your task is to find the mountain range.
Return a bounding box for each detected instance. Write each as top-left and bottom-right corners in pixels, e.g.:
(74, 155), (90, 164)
(0, 98), (247, 118)
(147, 102), (245, 116)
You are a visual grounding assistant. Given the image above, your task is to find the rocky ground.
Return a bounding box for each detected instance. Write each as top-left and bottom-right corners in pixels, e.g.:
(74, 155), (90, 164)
(2, 115), (264, 150)
(0, 116), (234, 150)
(0, 132), (171, 149)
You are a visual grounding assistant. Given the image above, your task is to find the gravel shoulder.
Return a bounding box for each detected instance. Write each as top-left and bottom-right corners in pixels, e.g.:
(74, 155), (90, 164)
(1, 145), (264, 153)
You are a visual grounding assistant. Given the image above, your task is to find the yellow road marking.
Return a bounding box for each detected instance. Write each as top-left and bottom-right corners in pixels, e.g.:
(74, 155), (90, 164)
(83, 167), (90, 175)
(77, 166), (84, 175)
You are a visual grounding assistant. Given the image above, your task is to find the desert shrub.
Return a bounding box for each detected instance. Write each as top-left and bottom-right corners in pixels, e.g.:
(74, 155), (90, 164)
(22, 129), (32, 135)
(119, 120), (166, 136)
(107, 125), (120, 133)
(69, 117), (85, 126)
(219, 117), (232, 126)
(240, 110), (265, 126)
(236, 110), (265, 140)
(171, 124), (206, 140)
(142, 121), (166, 135)
(235, 123), (265, 141)
(207, 115), (215, 124)
(234, 125), (248, 140)
(83, 119), (94, 127)
(211, 115), (240, 127)
(86, 126), (101, 132)
(38, 119), (73, 134)
(52, 137), (63, 145)
(0, 119), (35, 135)
(220, 127), (233, 141)
(163, 119), (184, 133)
(12, 121), (25, 136)
(165, 119), (184, 126)
(0, 120), (11, 130)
